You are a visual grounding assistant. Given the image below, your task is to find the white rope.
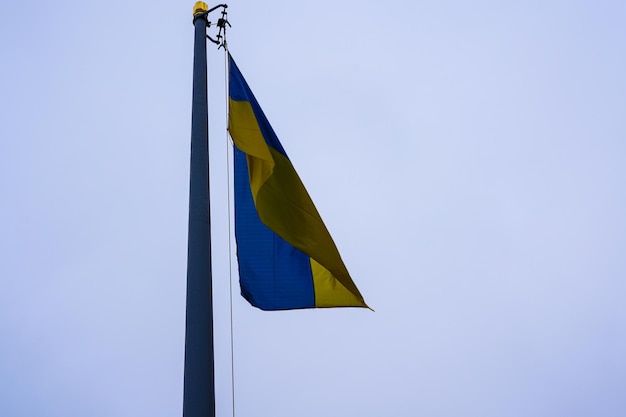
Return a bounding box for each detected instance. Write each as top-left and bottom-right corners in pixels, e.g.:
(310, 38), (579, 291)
(223, 43), (237, 417)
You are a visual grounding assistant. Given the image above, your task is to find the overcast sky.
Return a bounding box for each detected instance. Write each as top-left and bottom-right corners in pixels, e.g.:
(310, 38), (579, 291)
(1, 1), (625, 416)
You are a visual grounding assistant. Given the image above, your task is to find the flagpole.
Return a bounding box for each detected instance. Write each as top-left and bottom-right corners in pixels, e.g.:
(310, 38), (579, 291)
(183, 2), (214, 417)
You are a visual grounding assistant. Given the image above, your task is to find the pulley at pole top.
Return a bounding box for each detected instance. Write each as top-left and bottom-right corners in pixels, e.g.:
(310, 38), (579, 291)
(193, 2), (228, 18)
(192, 2), (230, 48)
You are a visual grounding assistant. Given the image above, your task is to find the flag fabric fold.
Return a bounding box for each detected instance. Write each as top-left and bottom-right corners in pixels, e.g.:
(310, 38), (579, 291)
(228, 53), (368, 310)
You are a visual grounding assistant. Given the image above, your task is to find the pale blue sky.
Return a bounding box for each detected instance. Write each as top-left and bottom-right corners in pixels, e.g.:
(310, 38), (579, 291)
(1, 1), (625, 416)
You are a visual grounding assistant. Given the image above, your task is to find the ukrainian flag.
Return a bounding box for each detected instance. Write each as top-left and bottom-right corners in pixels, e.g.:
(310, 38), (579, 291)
(228, 54), (368, 310)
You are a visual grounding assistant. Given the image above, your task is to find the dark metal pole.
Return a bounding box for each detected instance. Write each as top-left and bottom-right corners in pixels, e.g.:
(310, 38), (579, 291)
(183, 3), (214, 417)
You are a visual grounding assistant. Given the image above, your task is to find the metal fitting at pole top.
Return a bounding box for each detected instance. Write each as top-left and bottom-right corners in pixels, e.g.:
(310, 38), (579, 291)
(193, 1), (209, 17)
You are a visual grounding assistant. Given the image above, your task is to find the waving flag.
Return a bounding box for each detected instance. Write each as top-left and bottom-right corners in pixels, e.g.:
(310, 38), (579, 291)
(228, 54), (368, 310)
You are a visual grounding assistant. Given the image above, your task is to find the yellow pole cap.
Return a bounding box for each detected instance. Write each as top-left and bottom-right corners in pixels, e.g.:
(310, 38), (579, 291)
(193, 1), (209, 16)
